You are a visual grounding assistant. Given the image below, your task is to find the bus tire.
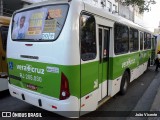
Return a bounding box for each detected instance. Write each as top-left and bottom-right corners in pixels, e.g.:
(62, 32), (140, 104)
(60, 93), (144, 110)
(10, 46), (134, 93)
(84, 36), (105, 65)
(147, 59), (150, 68)
(120, 71), (129, 95)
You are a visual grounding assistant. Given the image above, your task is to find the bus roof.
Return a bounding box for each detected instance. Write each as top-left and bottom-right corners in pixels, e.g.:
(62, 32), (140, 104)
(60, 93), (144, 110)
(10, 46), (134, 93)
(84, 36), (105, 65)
(0, 16), (11, 26)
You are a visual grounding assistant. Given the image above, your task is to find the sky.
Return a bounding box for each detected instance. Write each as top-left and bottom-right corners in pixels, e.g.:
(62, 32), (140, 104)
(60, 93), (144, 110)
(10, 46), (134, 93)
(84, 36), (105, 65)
(143, 0), (160, 32)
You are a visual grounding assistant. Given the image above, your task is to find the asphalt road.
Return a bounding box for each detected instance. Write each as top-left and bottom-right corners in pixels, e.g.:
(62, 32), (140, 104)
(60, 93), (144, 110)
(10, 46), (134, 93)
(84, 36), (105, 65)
(0, 66), (158, 120)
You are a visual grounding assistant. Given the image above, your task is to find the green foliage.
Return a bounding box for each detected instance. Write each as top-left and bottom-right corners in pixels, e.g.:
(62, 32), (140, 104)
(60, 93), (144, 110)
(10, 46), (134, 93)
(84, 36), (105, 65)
(119, 0), (156, 13)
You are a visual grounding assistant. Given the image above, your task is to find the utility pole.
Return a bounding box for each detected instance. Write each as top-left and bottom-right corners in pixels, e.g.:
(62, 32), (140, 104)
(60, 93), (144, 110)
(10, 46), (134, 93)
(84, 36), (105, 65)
(0, 0), (3, 16)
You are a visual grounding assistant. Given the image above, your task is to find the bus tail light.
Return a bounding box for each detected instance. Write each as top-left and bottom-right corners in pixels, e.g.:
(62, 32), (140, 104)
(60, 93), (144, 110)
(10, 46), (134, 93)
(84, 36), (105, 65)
(59, 73), (70, 100)
(52, 105), (57, 109)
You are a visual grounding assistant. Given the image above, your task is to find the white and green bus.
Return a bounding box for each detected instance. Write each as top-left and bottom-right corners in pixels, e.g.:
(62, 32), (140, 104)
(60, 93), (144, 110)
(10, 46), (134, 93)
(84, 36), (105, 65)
(7, 0), (153, 117)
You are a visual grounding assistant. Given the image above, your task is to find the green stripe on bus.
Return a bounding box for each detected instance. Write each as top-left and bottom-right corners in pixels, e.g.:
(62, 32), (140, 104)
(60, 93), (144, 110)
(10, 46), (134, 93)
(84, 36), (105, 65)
(7, 50), (151, 99)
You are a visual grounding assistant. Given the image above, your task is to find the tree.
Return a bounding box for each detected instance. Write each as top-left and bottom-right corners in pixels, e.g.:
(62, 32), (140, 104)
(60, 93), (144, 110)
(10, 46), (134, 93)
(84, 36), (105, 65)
(119, 0), (156, 13)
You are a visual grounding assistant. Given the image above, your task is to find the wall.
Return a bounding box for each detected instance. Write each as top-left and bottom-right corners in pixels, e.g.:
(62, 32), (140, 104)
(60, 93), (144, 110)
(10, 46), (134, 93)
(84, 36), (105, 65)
(118, 2), (134, 21)
(83, 0), (118, 14)
(134, 5), (144, 26)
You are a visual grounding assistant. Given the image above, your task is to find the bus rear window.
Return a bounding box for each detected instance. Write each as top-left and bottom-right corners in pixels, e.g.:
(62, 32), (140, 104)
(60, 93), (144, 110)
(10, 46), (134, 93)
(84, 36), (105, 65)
(12, 4), (69, 41)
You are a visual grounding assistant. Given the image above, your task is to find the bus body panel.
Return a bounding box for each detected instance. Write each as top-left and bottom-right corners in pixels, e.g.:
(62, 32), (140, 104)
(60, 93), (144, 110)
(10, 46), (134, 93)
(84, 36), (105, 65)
(7, 0), (83, 116)
(109, 50), (151, 80)
(9, 84), (80, 117)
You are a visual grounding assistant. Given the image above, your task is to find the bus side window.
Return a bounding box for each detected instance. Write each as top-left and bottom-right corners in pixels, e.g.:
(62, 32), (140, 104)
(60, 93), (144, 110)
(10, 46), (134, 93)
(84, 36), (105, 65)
(1, 26), (8, 51)
(114, 23), (129, 54)
(147, 33), (151, 49)
(144, 33), (147, 50)
(140, 32), (144, 50)
(80, 14), (96, 61)
(130, 28), (138, 52)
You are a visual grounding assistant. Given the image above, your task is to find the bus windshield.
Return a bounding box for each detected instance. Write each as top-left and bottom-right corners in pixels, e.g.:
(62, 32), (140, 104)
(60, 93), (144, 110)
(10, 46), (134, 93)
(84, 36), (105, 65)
(12, 4), (69, 41)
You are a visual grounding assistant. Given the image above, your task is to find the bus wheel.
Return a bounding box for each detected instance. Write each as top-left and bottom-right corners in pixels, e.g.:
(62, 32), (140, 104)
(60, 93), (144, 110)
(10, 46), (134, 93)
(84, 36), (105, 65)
(147, 59), (150, 68)
(120, 71), (129, 95)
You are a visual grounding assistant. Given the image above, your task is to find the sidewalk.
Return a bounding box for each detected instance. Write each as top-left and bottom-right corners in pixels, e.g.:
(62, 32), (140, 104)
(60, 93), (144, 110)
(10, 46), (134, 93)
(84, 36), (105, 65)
(148, 84), (160, 120)
(147, 67), (160, 120)
(127, 67), (160, 120)
(149, 87), (160, 111)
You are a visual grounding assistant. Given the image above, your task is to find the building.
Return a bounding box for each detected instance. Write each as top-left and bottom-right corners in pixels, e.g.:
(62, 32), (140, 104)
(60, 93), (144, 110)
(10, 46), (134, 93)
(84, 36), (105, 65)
(118, 2), (134, 21)
(134, 5), (144, 26)
(22, 0), (119, 15)
(118, 1), (144, 26)
(154, 22), (160, 35)
(0, 0), (145, 27)
(83, 0), (118, 14)
(83, 0), (144, 26)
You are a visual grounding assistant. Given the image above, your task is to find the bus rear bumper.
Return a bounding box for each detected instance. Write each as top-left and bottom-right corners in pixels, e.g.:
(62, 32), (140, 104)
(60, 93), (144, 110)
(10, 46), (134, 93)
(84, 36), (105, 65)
(9, 83), (80, 117)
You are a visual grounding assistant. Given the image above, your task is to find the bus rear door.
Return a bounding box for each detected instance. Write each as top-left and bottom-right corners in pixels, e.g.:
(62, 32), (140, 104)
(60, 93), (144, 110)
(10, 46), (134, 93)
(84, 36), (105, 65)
(98, 26), (110, 99)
